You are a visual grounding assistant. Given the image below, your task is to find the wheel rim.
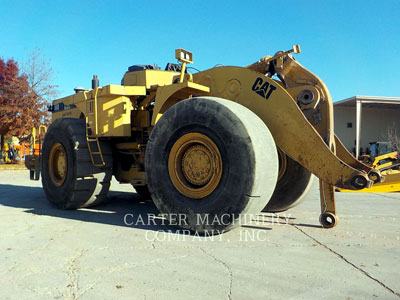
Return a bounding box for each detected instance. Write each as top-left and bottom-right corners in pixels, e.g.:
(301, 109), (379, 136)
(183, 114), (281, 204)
(49, 142), (67, 187)
(277, 148), (287, 181)
(168, 133), (222, 199)
(319, 212), (338, 228)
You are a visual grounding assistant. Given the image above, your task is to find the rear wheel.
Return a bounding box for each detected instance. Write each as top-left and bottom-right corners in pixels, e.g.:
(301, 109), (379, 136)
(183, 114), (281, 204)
(263, 149), (313, 212)
(41, 118), (112, 209)
(145, 97), (278, 233)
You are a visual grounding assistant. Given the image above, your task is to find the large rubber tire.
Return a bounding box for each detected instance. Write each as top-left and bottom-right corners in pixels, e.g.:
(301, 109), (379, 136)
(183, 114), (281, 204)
(145, 97), (278, 233)
(263, 152), (313, 212)
(41, 118), (112, 209)
(132, 185), (151, 200)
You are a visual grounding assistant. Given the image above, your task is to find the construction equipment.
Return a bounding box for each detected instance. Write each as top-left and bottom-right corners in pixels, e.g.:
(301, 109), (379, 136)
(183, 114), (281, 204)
(338, 142), (400, 193)
(1, 141), (30, 164)
(27, 45), (388, 233)
(340, 169), (400, 193)
(361, 142), (399, 171)
(13, 143), (30, 162)
(1, 142), (12, 163)
(25, 125), (47, 179)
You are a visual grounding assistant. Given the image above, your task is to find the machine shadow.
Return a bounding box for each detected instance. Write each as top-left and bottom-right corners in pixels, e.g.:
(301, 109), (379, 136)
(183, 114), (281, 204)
(0, 184), (290, 233)
(0, 184), (182, 233)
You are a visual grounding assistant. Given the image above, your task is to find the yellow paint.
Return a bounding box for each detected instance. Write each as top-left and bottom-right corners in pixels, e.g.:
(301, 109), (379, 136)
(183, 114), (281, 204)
(187, 66), (370, 190)
(151, 81), (210, 125)
(168, 133), (222, 199)
(48, 142), (67, 187)
(339, 170), (400, 193)
(45, 46), (400, 229)
(339, 183), (400, 193)
(371, 152), (399, 170)
(84, 94), (133, 137)
(122, 70), (179, 88)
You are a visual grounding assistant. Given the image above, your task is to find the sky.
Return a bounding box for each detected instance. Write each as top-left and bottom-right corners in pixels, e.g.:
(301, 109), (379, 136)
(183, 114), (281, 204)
(0, 0), (399, 101)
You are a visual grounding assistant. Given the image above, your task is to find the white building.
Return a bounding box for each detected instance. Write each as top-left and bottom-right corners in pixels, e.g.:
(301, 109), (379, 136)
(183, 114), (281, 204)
(333, 96), (400, 158)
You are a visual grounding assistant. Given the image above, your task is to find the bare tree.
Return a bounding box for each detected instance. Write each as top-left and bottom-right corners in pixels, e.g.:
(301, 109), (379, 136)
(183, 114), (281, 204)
(388, 125), (400, 153)
(23, 49), (59, 123)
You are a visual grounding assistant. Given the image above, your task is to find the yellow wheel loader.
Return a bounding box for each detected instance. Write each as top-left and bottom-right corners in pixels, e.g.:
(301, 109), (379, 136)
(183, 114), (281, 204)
(26, 46), (385, 233)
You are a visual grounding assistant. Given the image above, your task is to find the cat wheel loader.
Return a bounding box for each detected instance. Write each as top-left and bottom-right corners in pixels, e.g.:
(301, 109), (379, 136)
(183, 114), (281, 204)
(26, 45), (385, 233)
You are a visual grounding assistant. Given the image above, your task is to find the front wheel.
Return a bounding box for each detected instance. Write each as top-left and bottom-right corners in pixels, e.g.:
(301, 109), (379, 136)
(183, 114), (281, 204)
(145, 97), (278, 233)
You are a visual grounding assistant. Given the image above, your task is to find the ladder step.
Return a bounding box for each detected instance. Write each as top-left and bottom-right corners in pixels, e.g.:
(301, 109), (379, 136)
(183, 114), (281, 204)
(85, 114), (104, 167)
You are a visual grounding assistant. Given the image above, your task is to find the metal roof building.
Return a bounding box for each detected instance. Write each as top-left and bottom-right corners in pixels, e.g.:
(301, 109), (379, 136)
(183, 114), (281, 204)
(333, 96), (400, 158)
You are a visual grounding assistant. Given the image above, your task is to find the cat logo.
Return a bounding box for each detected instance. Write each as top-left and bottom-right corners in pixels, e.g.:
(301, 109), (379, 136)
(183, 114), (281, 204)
(251, 77), (277, 100)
